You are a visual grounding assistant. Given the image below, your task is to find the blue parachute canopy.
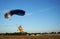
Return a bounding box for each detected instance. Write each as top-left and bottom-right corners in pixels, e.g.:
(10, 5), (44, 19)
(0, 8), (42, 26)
(5, 9), (25, 19)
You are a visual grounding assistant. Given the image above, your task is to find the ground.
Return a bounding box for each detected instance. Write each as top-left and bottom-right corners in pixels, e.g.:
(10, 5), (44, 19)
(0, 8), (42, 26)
(0, 34), (60, 39)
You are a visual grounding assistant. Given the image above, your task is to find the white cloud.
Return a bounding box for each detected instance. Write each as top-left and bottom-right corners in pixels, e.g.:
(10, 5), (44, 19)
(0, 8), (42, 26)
(25, 12), (32, 16)
(39, 7), (56, 13)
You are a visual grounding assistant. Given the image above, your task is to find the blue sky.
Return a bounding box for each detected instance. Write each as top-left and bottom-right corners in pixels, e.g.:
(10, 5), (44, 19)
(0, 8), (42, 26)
(0, 0), (60, 33)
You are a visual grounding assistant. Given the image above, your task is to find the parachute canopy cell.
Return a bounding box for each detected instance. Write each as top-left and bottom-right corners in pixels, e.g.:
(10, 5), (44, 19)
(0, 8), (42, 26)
(5, 9), (25, 19)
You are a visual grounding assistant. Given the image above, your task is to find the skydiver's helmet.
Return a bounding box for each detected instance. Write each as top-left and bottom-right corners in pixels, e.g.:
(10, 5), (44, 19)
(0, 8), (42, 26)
(5, 12), (11, 19)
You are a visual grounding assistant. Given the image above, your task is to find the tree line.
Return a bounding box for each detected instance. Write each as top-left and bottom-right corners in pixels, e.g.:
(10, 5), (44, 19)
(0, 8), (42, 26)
(0, 31), (60, 35)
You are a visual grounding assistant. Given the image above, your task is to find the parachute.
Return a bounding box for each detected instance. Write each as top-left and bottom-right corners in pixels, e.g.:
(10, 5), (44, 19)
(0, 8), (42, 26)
(5, 9), (25, 19)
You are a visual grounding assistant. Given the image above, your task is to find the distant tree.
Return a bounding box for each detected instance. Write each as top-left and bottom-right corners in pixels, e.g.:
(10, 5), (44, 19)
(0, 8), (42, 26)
(49, 32), (56, 34)
(57, 32), (60, 34)
(42, 32), (48, 34)
(29, 34), (31, 36)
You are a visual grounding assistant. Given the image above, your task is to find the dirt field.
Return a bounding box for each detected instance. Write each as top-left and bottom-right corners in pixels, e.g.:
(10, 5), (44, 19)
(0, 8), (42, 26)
(0, 34), (60, 39)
